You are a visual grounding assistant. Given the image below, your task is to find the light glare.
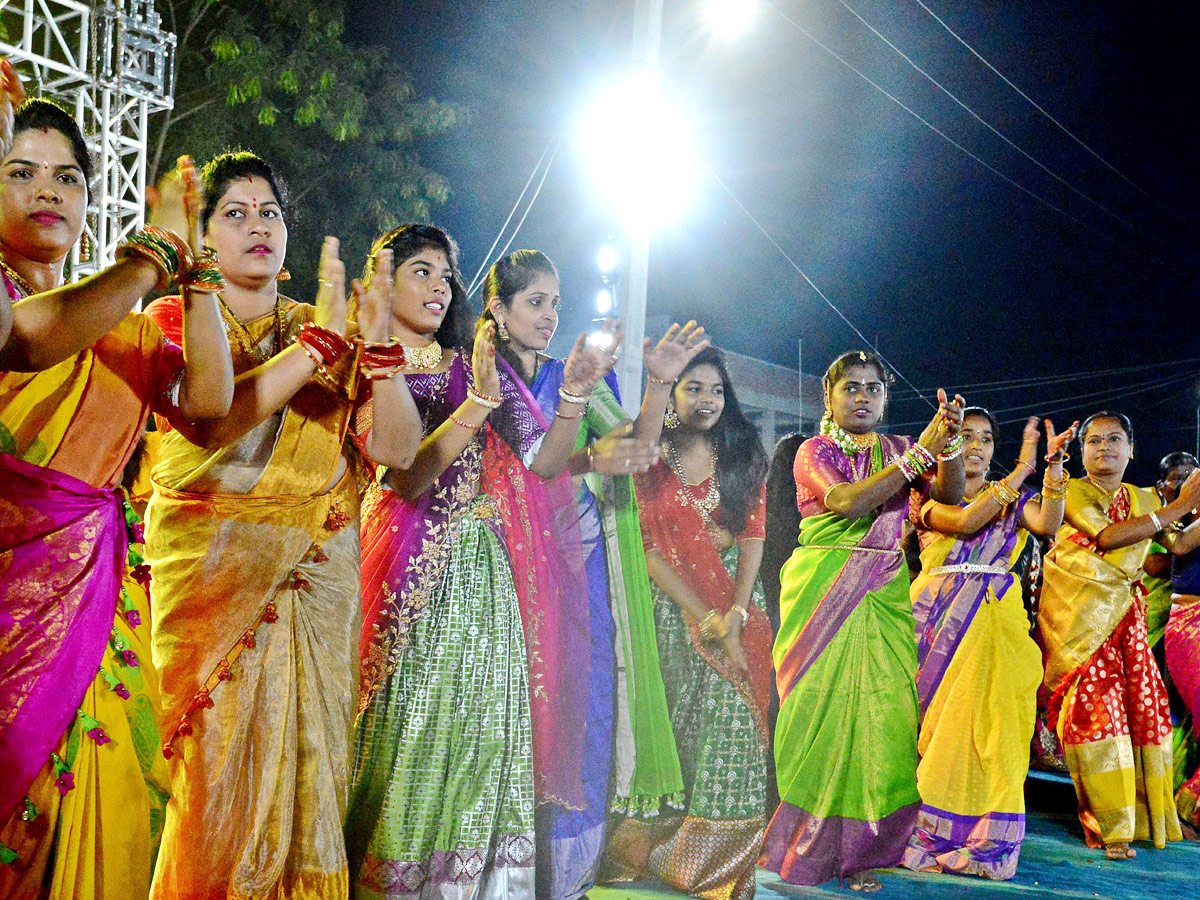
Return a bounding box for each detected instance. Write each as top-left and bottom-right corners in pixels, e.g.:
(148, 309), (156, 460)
(703, 0), (759, 36)
(597, 245), (619, 274)
(579, 70), (697, 231)
(596, 288), (613, 315)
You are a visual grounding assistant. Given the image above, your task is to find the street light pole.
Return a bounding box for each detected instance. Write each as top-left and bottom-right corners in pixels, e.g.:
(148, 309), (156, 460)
(617, 0), (664, 414)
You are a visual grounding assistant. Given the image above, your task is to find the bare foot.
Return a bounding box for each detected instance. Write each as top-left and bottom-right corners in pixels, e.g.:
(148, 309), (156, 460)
(847, 871), (883, 892)
(1103, 842), (1136, 860)
(918, 864), (943, 874)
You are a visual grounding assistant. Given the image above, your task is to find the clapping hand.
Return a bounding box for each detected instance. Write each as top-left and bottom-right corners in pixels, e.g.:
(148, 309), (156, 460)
(643, 321), (709, 386)
(563, 317), (623, 395)
(314, 237), (348, 337)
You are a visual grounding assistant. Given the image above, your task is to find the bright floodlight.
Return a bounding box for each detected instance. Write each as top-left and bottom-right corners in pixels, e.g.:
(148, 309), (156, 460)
(579, 69), (697, 231)
(596, 288), (614, 315)
(703, 0), (759, 36)
(597, 244), (619, 274)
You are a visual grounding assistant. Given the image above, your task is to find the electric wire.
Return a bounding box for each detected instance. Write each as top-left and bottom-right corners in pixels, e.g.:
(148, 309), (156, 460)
(761, 0), (1133, 254)
(833, 0), (1143, 236)
(697, 152), (937, 409)
(465, 138), (556, 299)
(889, 356), (1200, 400)
(910, 0), (1195, 229)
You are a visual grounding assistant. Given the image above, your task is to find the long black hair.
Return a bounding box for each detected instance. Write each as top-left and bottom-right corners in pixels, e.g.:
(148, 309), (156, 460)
(11, 98), (93, 200)
(671, 346), (768, 534)
(199, 150), (288, 233)
(365, 224), (473, 349)
(478, 249), (559, 384)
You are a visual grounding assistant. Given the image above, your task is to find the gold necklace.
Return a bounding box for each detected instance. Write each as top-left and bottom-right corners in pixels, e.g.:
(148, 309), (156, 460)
(218, 295), (286, 364)
(666, 438), (720, 521)
(0, 257), (36, 298)
(394, 338), (443, 371)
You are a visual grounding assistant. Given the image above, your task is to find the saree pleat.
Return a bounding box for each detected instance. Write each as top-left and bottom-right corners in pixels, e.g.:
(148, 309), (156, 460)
(900, 493), (1040, 879)
(144, 297), (364, 899)
(761, 435), (919, 886)
(1, 311), (180, 898)
(530, 362), (618, 900)
(1166, 601), (1200, 825)
(1038, 479), (1181, 849)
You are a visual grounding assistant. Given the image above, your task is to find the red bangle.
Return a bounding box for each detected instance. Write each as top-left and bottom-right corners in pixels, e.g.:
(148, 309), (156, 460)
(448, 413), (479, 430)
(361, 340), (406, 370)
(296, 323), (351, 365)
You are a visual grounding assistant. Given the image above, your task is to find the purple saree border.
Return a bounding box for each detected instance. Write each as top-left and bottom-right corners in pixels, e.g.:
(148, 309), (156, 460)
(759, 799), (919, 885)
(901, 804), (1025, 879)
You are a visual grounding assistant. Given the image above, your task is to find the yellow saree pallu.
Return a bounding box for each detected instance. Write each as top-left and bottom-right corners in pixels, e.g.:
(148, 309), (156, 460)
(1, 313), (179, 900)
(144, 298), (363, 900)
(1038, 479), (1180, 849)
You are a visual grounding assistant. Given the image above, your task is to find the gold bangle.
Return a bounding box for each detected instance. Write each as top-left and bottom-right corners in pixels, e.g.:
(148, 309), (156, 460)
(648, 375), (674, 386)
(555, 408), (584, 421)
(989, 480), (1020, 506)
(467, 388), (503, 409)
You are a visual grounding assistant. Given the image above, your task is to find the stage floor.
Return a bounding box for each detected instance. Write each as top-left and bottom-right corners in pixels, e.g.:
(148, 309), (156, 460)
(591, 780), (1198, 899)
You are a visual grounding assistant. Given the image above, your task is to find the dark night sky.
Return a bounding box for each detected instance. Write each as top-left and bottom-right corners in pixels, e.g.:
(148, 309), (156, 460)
(345, 0), (1200, 483)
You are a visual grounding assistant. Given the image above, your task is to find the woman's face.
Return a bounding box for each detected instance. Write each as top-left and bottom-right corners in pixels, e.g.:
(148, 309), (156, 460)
(388, 246), (452, 338)
(204, 176), (287, 289)
(672, 363), (725, 432)
(0, 128), (87, 264)
(1082, 418), (1131, 480)
(491, 269), (559, 352)
(827, 364), (885, 434)
(961, 414), (995, 480)
(1159, 462), (1196, 504)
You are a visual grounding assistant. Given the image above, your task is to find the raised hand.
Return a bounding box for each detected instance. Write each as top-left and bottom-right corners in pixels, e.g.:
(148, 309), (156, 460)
(314, 237), (348, 337)
(643, 320), (709, 384)
(588, 420), (659, 474)
(0, 58), (26, 159)
(148, 155), (203, 255)
(918, 391), (955, 455)
(473, 320), (501, 399)
(1017, 416), (1041, 467)
(1044, 418), (1078, 461)
(1176, 469), (1200, 515)
(563, 317), (623, 395)
(939, 389), (966, 435)
(349, 246), (393, 343)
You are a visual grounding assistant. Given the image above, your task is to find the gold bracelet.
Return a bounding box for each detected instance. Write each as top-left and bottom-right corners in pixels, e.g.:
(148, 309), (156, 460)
(989, 480), (1020, 506)
(648, 375), (674, 386)
(555, 408), (584, 421)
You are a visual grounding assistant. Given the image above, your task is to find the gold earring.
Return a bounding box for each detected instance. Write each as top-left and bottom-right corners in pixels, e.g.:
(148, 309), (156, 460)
(276, 267), (291, 282)
(496, 318), (510, 341)
(78, 230), (91, 262)
(664, 406), (680, 429)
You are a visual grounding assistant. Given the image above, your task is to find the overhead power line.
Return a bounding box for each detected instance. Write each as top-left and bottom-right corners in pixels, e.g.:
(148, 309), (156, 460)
(761, 0), (1134, 255)
(910, 0), (1196, 230)
(833, 0), (1147, 238)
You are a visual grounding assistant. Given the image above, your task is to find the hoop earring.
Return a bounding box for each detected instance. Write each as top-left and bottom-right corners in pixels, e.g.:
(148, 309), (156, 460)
(664, 406), (680, 429)
(496, 318), (510, 342)
(276, 267), (291, 282)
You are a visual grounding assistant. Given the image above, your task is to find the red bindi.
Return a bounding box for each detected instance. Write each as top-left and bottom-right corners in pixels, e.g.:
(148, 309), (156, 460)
(251, 198), (258, 209)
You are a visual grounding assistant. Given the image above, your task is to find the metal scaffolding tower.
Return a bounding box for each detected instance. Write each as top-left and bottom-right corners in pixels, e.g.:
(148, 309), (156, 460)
(0, 0), (175, 278)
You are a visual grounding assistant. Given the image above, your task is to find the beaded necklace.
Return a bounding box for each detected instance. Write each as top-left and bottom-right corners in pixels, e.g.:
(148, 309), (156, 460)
(218, 295), (287, 365)
(665, 437), (720, 522)
(820, 413), (878, 457)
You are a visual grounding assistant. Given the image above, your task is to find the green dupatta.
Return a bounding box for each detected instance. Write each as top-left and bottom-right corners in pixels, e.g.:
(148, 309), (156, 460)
(581, 381), (685, 814)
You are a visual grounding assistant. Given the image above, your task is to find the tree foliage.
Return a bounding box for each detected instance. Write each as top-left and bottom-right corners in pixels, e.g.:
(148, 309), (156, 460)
(150, 0), (462, 295)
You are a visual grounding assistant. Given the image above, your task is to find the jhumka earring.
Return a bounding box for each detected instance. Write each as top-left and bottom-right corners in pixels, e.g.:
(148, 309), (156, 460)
(78, 229), (92, 262)
(276, 267), (291, 282)
(664, 406), (680, 429)
(496, 319), (510, 341)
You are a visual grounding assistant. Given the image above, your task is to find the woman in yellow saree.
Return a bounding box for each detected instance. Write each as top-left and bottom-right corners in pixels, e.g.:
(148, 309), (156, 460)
(141, 152), (421, 900)
(1038, 411), (1200, 860)
(0, 100), (232, 899)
